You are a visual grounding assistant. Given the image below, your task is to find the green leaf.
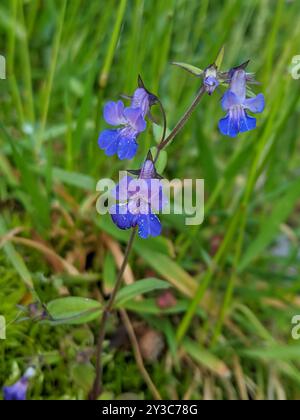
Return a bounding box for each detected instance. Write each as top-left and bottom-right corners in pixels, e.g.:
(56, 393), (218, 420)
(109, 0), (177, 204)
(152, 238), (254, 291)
(242, 344), (300, 361)
(46, 297), (102, 325)
(183, 339), (230, 378)
(152, 124), (171, 144)
(52, 167), (96, 191)
(214, 45), (225, 69)
(120, 298), (203, 315)
(71, 363), (95, 392)
(0, 123), (50, 230)
(0, 216), (34, 291)
(138, 249), (197, 297)
(172, 61), (203, 77)
(239, 178), (300, 271)
(115, 278), (170, 307)
(103, 252), (117, 294)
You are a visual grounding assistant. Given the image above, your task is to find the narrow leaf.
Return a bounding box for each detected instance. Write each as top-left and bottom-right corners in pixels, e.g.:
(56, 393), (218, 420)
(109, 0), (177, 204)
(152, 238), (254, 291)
(239, 178), (300, 271)
(115, 278), (170, 307)
(46, 297), (102, 325)
(183, 339), (230, 378)
(172, 61), (203, 77)
(214, 45), (225, 69)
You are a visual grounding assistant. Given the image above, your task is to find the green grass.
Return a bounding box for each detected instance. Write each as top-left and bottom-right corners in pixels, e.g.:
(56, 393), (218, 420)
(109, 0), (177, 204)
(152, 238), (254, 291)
(1, 0), (300, 400)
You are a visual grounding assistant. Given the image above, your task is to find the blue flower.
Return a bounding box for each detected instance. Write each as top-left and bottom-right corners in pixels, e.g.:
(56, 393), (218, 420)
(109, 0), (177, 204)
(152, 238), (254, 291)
(3, 368), (35, 401)
(218, 69), (265, 137)
(109, 156), (167, 239)
(98, 100), (146, 160)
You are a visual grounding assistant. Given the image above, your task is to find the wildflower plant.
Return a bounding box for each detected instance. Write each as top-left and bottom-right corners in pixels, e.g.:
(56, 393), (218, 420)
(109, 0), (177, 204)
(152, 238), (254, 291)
(89, 47), (265, 399)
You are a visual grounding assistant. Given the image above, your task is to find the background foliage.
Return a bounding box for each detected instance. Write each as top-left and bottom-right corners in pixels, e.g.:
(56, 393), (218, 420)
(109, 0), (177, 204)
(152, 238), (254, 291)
(1, 0), (300, 400)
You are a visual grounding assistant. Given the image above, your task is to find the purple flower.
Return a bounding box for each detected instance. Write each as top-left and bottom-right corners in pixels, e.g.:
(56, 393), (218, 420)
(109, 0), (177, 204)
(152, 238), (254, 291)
(110, 156), (167, 239)
(131, 88), (151, 117)
(3, 368), (35, 401)
(218, 69), (265, 137)
(98, 100), (146, 160)
(132, 76), (159, 118)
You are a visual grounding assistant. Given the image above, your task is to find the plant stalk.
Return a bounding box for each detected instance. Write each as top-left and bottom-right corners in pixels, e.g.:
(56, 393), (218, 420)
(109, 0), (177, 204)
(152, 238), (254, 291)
(155, 85), (205, 161)
(90, 227), (137, 400)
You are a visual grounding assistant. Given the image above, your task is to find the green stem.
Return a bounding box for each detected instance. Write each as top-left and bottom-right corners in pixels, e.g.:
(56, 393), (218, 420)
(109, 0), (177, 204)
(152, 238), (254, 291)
(37, 0), (67, 152)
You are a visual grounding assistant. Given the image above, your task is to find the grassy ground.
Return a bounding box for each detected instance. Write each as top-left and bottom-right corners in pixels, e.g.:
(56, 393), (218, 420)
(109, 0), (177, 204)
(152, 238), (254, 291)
(1, 0), (300, 400)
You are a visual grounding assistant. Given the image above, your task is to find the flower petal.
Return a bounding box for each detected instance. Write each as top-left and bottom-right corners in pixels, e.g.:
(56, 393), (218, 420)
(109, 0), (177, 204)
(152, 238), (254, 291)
(128, 196), (149, 215)
(244, 93), (265, 113)
(239, 112), (256, 133)
(3, 380), (28, 401)
(131, 88), (150, 116)
(110, 204), (134, 230)
(218, 114), (239, 138)
(230, 69), (246, 102)
(146, 179), (168, 212)
(124, 107), (146, 132)
(117, 136), (138, 160)
(137, 213), (162, 239)
(98, 129), (120, 156)
(103, 100), (126, 126)
(221, 91), (239, 111)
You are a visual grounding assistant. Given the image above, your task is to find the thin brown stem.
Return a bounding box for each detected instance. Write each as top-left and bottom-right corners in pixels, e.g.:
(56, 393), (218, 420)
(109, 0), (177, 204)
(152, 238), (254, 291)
(156, 97), (167, 146)
(155, 85), (206, 162)
(90, 228), (137, 400)
(120, 309), (162, 400)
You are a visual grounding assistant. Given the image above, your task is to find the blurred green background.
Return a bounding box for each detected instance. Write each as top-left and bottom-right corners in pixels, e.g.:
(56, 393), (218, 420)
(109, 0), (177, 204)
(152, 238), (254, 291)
(1, 0), (300, 400)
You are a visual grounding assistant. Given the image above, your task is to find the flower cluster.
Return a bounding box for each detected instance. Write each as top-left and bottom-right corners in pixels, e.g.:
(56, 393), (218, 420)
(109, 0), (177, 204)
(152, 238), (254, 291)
(98, 81), (168, 239)
(110, 153), (167, 239)
(97, 58), (265, 238)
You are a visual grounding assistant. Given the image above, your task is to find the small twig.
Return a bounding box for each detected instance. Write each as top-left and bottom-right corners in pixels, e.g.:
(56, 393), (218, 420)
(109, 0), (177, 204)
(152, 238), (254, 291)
(119, 309), (162, 400)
